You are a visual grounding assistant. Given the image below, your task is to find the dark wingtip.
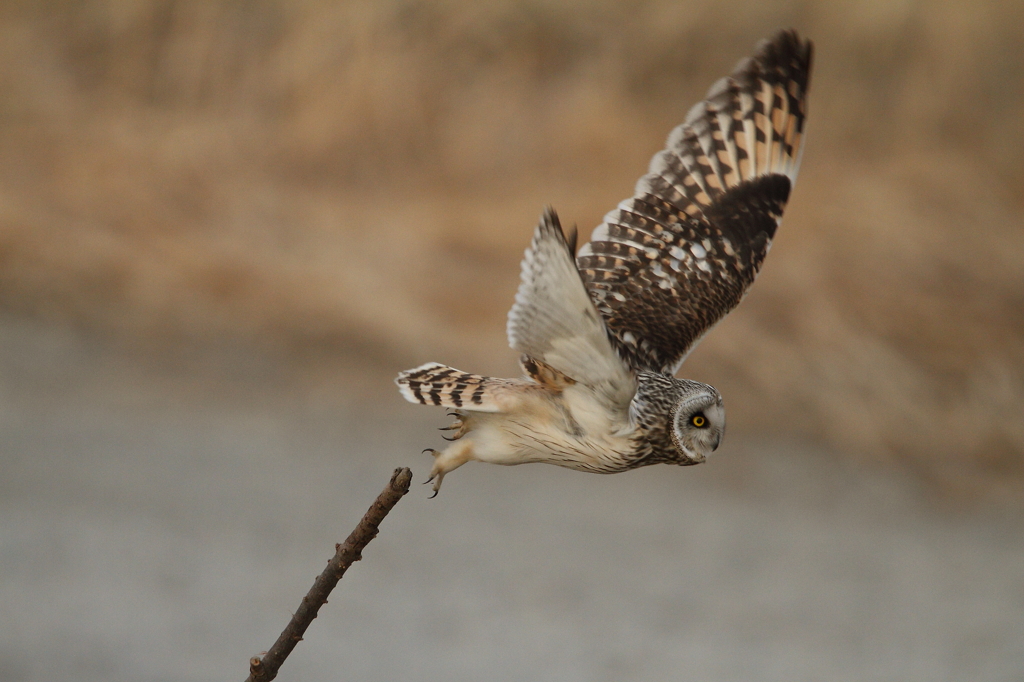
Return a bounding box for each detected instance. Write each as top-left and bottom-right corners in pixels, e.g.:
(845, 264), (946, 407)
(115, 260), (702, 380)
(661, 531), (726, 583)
(761, 29), (814, 59)
(539, 206), (578, 257)
(541, 206), (560, 230)
(741, 29), (814, 91)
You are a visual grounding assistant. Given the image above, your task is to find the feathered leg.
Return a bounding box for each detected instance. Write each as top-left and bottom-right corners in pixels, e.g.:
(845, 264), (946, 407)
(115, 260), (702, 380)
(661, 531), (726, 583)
(396, 362), (538, 495)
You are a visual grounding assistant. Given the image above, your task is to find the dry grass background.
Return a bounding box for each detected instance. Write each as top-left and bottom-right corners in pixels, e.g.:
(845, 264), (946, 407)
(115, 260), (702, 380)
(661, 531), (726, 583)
(0, 0), (1022, 499)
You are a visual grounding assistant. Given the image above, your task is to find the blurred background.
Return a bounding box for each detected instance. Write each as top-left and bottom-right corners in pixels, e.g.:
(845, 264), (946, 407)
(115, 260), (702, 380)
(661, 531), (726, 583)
(1, 1), (1023, 680)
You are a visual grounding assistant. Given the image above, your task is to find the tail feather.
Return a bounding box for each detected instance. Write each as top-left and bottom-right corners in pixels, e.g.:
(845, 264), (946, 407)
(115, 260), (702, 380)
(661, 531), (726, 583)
(396, 362), (516, 412)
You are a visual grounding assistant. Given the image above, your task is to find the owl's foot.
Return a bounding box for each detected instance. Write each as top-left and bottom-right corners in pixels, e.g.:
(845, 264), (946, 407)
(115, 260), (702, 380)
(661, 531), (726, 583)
(422, 441), (474, 498)
(438, 411), (468, 441)
(424, 473), (443, 499)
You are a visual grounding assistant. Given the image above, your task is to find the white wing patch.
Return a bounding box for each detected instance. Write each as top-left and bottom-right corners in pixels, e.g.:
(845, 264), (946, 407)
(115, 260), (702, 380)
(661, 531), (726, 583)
(507, 209), (635, 407)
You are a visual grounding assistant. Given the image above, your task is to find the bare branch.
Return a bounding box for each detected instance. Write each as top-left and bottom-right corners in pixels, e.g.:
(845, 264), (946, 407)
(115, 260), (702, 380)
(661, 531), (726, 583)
(246, 467), (413, 682)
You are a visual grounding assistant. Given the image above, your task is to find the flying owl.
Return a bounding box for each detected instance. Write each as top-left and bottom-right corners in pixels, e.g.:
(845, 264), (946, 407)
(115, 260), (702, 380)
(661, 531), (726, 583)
(397, 30), (813, 495)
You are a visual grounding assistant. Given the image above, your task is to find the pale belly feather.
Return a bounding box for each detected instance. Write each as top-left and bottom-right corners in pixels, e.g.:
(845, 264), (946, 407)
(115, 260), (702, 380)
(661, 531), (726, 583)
(463, 384), (636, 473)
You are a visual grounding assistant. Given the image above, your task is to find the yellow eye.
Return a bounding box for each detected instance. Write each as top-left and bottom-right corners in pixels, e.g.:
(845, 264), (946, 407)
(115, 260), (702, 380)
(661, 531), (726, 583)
(691, 414), (706, 428)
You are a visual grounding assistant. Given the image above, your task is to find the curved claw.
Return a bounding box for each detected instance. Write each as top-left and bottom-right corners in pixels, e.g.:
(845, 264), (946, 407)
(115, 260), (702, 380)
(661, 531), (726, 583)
(427, 488), (439, 499)
(441, 434), (457, 441)
(422, 448), (437, 456)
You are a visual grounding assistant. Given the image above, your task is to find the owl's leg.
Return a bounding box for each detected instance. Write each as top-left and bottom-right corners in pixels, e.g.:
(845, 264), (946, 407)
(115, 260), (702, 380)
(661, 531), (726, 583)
(423, 440), (474, 497)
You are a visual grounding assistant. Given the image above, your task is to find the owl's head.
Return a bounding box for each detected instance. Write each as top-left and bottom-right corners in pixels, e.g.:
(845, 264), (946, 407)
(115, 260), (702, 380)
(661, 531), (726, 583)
(670, 382), (725, 464)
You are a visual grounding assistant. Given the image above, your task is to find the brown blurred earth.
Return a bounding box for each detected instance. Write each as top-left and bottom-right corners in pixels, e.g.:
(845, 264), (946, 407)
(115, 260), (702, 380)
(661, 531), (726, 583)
(0, 1), (1022, 495)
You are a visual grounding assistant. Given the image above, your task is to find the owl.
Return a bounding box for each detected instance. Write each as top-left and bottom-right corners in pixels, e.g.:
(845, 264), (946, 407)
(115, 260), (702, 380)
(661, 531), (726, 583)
(397, 30), (813, 495)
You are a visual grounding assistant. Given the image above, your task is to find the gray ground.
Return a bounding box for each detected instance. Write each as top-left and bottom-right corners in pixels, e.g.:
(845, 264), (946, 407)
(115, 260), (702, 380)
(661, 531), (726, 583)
(1, 317), (1022, 682)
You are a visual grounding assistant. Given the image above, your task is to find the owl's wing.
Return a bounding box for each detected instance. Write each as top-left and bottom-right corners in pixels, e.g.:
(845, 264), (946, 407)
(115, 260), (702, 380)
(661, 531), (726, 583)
(507, 209), (635, 406)
(577, 30), (813, 374)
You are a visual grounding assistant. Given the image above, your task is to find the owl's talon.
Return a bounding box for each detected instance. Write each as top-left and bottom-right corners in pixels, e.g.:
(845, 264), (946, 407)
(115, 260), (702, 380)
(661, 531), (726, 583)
(427, 472), (444, 497)
(437, 415), (467, 441)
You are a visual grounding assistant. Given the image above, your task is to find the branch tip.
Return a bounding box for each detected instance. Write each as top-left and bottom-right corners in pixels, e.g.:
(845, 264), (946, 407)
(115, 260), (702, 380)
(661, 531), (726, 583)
(243, 467), (413, 682)
(391, 467), (413, 493)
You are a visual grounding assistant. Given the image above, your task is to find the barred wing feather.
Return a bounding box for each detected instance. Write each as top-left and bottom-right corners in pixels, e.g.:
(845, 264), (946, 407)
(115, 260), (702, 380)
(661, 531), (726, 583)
(577, 30), (813, 374)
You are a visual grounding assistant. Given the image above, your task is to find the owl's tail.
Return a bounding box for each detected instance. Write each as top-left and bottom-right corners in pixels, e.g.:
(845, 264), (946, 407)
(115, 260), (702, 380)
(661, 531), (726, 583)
(396, 362), (515, 413)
